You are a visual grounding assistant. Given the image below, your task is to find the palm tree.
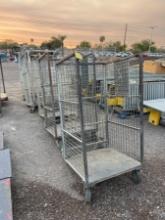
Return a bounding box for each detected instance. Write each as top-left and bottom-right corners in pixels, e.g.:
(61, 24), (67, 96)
(99, 36), (105, 44)
(30, 38), (34, 43)
(58, 35), (67, 56)
(99, 36), (105, 53)
(77, 41), (92, 48)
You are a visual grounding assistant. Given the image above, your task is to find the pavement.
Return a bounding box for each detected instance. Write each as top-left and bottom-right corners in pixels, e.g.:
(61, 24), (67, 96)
(0, 62), (165, 220)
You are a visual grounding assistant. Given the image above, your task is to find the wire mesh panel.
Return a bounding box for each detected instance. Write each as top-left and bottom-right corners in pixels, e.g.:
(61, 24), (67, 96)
(0, 59), (2, 114)
(57, 53), (143, 201)
(108, 58), (143, 161)
(0, 77), (2, 115)
(114, 59), (129, 96)
(39, 54), (60, 140)
(38, 55), (50, 118)
(19, 50), (42, 111)
(104, 62), (165, 111)
(0, 58), (7, 115)
(19, 51), (34, 108)
(30, 57), (42, 110)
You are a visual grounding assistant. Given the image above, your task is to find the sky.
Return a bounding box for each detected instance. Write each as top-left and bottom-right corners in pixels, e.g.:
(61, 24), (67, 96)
(0, 0), (165, 47)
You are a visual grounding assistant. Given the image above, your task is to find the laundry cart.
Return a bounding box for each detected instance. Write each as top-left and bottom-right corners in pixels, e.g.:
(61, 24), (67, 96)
(0, 57), (7, 115)
(39, 53), (61, 141)
(19, 49), (42, 112)
(19, 50), (34, 109)
(56, 52), (144, 202)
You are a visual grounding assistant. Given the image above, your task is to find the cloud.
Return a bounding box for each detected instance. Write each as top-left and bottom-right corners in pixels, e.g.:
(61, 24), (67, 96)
(0, 0), (164, 46)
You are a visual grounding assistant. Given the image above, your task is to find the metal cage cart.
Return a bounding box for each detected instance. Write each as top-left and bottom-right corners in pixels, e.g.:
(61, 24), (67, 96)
(103, 60), (165, 113)
(19, 50), (34, 110)
(19, 49), (40, 111)
(0, 78), (1, 115)
(19, 49), (57, 112)
(56, 52), (144, 202)
(128, 69), (165, 107)
(39, 53), (61, 141)
(0, 61), (2, 114)
(37, 54), (49, 118)
(0, 58), (7, 115)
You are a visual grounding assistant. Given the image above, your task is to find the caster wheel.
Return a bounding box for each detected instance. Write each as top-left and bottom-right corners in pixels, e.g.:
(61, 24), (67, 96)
(85, 188), (92, 203)
(131, 170), (141, 184)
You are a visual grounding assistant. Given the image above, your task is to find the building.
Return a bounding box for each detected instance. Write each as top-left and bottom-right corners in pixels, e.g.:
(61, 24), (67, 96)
(144, 59), (165, 74)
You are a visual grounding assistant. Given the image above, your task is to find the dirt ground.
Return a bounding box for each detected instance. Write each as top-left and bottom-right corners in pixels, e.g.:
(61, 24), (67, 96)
(0, 62), (165, 220)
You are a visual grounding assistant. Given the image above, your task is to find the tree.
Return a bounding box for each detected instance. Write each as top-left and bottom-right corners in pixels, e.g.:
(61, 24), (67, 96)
(99, 36), (105, 43)
(40, 40), (50, 49)
(99, 36), (105, 47)
(28, 44), (38, 49)
(0, 40), (19, 50)
(99, 36), (106, 51)
(131, 39), (157, 53)
(106, 41), (126, 51)
(41, 36), (66, 50)
(58, 35), (67, 55)
(77, 41), (91, 49)
(94, 44), (102, 49)
(30, 38), (34, 43)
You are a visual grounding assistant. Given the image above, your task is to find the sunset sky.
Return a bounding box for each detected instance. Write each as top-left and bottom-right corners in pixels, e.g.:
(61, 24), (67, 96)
(0, 0), (165, 47)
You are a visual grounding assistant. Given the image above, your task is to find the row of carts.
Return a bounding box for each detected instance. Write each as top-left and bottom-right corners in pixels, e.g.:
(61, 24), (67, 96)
(0, 57), (8, 115)
(19, 49), (164, 201)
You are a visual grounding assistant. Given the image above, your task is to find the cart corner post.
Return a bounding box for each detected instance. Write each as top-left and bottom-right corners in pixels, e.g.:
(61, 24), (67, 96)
(139, 54), (144, 163)
(75, 58), (90, 200)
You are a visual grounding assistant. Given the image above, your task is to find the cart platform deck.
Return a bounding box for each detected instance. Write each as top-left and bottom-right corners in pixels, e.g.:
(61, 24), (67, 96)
(66, 148), (141, 185)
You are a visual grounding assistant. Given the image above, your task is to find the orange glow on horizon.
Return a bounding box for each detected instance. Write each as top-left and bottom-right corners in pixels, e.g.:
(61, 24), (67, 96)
(0, 0), (164, 47)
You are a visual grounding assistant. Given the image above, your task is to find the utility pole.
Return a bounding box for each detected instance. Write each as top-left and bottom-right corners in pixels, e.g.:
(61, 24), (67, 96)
(149, 26), (157, 52)
(123, 23), (128, 50)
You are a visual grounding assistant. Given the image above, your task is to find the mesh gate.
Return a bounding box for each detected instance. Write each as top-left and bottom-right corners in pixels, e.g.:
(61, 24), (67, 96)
(39, 54), (60, 140)
(56, 53), (144, 201)
(19, 50), (42, 111)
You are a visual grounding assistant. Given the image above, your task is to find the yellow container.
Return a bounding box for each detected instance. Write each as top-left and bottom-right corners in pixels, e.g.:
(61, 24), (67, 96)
(117, 97), (125, 107)
(107, 97), (118, 106)
(149, 110), (161, 126)
(143, 107), (151, 113)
